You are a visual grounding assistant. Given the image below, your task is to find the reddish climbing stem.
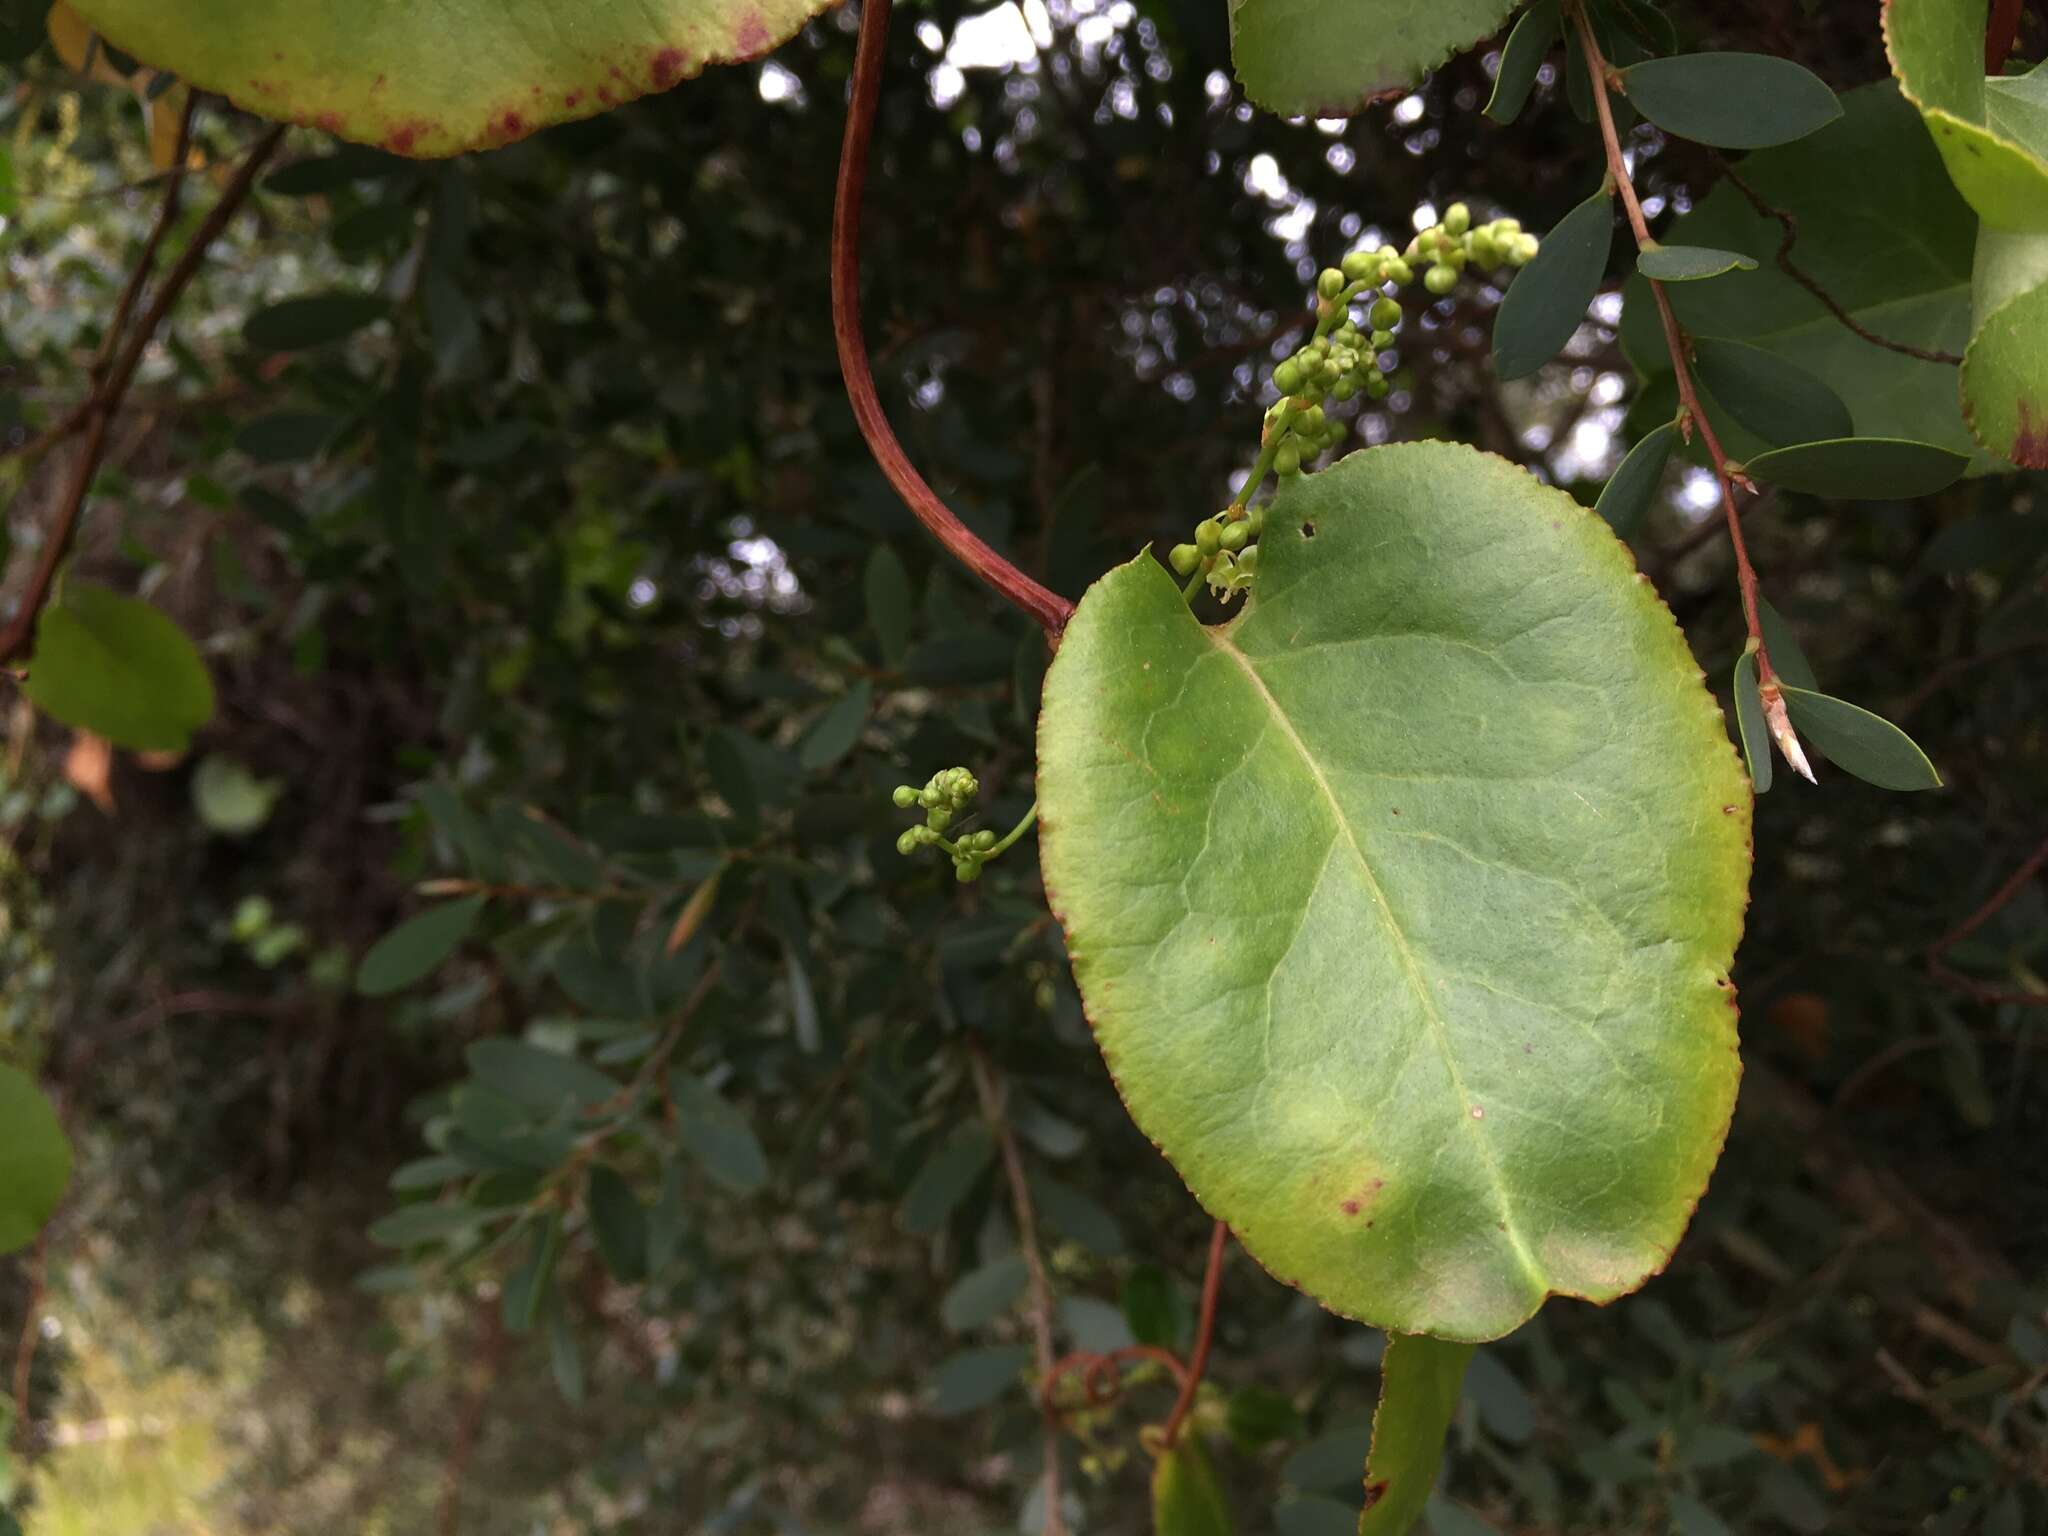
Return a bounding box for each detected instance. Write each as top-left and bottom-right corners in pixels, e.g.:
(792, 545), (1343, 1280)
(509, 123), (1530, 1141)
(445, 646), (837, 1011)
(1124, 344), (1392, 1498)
(1987, 0), (2024, 73)
(831, 0), (1075, 637)
(1158, 1219), (1228, 1450)
(1568, 6), (1815, 776)
(1569, 6), (1770, 665)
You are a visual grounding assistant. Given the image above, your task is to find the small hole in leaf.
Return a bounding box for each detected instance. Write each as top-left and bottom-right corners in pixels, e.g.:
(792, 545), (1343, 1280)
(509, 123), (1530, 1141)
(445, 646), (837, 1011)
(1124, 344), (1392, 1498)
(1301, 520), (1317, 538)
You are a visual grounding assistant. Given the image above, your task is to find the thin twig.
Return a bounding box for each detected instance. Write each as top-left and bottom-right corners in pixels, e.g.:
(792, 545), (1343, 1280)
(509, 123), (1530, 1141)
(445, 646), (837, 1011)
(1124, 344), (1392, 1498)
(1875, 1347), (2043, 1480)
(92, 95), (200, 385)
(968, 1047), (1064, 1536)
(0, 121), (286, 663)
(438, 1295), (508, 1535)
(1715, 161), (1961, 367)
(1893, 635), (2048, 720)
(1924, 835), (2048, 1008)
(9, 1228), (49, 1456)
(830, 0), (1074, 637)
(1158, 1220), (1227, 1450)
(1043, 1343), (1190, 1418)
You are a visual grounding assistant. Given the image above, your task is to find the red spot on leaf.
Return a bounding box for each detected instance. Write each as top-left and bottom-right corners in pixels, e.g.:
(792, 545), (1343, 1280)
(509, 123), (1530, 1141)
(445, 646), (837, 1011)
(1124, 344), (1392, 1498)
(651, 46), (689, 87)
(564, 91), (583, 108)
(735, 12), (771, 54)
(597, 85), (615, 104)
(1363, 1480), (1389, 1510)
(492, 109), (527, 141)
(314, 111), (343, 134)
(383, 120), (432, 155)
(2013, 400), (2048, 468)
(1340, 1177), (1384, 1216)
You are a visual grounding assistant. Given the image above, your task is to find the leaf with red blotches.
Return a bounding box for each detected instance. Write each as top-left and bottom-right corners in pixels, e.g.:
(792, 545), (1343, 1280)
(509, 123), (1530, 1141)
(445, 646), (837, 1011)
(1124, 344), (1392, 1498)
(65, 0), (837, 158)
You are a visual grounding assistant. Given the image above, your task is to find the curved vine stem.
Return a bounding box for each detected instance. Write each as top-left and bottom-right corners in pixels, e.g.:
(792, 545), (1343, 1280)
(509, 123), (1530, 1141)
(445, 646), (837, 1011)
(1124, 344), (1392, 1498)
(1158, 1219), (1228, 1450)
(1714, 159), (1961, 366)
(831, 0), (1075, 638)
(1568, 4), (1811, 779)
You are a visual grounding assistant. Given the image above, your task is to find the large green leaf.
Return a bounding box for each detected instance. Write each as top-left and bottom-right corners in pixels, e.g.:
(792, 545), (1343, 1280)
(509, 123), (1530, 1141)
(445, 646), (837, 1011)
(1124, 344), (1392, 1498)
(1885, 0), (2048, 230)
(1619, 83), (1984, 466)
(1358, 1334), (1476, 1536)
(66, 0), (836, 158)
(1961, 224), (2048, 465)
(22, 582), (216, 752)
(0, 1065), (71, 1255)
(1230, 0), (1520, 117)
(1038, 442), (1751, 1342)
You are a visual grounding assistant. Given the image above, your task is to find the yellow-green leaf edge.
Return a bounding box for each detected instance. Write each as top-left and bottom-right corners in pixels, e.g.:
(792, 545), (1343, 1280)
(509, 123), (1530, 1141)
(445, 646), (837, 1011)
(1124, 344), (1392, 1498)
(66, 0), (838, 158)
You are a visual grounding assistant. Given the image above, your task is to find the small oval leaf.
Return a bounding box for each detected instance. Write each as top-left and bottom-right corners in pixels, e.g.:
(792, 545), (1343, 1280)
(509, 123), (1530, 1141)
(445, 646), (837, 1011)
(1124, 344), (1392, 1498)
(1740, 437), (1971, 498)
(22, 582), (215, 752)
(1483, 0), (1559, 125)
(670, 1070), (770, 1193)
(930, 1344), (1030, 1417)
(1732, 649), (1772, 795)
(1637, 244), (1759, 282)
(586, 1164), (649, 1284)
(356, 895), (487, 997)
(1692, 337), (1855, 447)
(1493, 187), (1614, 380)
(243, 292), (387, 351)
(1620, 53), (1842, 149)
(901, 1128), (996, 1235)
(1778, 687), (1943, 790)
(1594, 420), (1676, 535)
(941, 1255), (1030, 1333)
(0, 1066), (72, 1255)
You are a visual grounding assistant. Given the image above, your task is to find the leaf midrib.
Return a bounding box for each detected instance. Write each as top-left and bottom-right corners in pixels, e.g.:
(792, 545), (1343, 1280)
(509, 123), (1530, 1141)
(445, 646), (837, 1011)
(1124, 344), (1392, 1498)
(1204, 624), (1547, 1297)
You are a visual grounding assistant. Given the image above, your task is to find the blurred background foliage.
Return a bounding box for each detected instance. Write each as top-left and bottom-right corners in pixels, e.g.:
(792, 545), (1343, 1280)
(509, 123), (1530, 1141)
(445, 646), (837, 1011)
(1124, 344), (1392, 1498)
(0, 1), (2043, 1532)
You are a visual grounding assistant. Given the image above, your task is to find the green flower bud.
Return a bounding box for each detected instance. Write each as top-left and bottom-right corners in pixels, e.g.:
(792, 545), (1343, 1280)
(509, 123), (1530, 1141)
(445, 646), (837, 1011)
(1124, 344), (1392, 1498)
(1514, 234), (1539, 264)
(892, 785), (918, 808)
(1424, 263), (1458, 296)
(1469, 232), (1501, 269)
(972, 829), (998, 850)
(1317, 267), (1345, 299)
(1275, 442), (1302, 476)
(896, 829), (920, 856)
(1370, 328), (1395, 350)
(1273, 360), (1303, 395)
(1370, 296), (1403, 330)
(1365, 372), (1391, 399)
(1496, 217), (1521, 236)
(1298, 404), (1326, 433)
(1386, 259), (1414, 286)
(1169, 542), (1202, 576)
(1340, 250), (1378, 283)
(1331, 377), (1357, 402)
(1246, 504), (1266, 535)
(955, 860), (979, 883)
(1220, 519), (1250, 553)
(1310, 335), (1331, 355)
(1196, 521), (1221, 557)
(1444, 201), (1471, 237)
